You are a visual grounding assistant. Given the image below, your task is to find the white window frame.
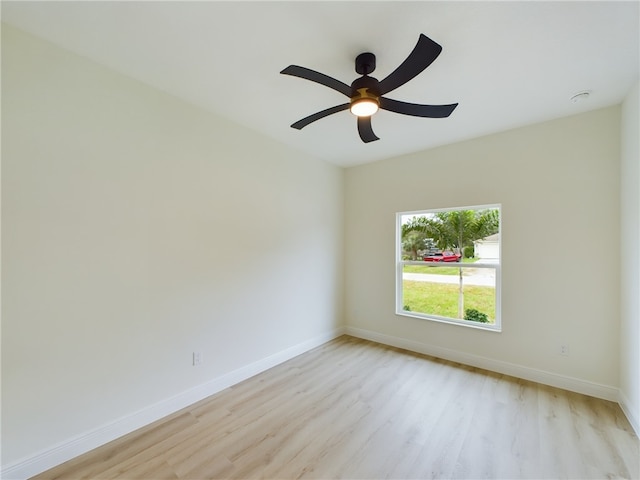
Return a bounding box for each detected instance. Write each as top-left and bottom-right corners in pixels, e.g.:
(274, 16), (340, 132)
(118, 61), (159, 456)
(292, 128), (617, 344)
(395, 204), (502, 332)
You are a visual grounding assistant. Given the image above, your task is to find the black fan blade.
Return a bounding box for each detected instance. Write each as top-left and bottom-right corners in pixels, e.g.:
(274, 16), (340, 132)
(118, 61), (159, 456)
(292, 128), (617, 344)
(378, 34), (443, 95)
(291, 103), (350, 130)
(281, 65), (351, 97)
(380, 97), (458, 118)
(357, 116), (380, 143)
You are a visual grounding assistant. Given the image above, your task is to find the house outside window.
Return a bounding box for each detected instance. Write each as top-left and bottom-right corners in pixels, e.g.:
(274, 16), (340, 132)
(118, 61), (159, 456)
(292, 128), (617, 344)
(396, 204), (501, 331)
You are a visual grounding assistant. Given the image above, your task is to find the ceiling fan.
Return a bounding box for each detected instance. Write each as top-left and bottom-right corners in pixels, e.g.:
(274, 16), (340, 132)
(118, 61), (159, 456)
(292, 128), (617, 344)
(281, 34), (459, 143)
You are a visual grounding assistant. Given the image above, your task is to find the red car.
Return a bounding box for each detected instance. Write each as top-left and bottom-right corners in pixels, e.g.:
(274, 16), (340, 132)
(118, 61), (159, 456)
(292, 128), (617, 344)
(423, 251), (462, 262)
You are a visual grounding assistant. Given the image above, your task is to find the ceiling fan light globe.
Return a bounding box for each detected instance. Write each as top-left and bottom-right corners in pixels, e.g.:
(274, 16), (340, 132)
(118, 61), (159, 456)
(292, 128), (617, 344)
(350, 98), (379, 117)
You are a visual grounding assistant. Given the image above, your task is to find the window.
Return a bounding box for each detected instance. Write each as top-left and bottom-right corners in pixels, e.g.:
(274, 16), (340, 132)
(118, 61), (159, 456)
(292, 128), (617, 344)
(396, 204), (501, 331)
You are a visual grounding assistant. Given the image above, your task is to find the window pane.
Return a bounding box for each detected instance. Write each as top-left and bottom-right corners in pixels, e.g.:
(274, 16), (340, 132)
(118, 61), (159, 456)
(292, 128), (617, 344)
(402, 266), (496, 324)
(400, 208), (500, 263)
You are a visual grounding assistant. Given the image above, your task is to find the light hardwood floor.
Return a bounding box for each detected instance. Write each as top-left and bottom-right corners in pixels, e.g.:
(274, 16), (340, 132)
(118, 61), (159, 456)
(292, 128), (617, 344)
(33, 336), (639, 479)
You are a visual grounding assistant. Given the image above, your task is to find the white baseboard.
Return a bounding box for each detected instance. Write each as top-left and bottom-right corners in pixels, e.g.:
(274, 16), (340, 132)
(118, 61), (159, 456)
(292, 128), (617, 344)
(1, 327), (346, 480)
(345, 326), (620, 402)
(618, 389), (640, 437)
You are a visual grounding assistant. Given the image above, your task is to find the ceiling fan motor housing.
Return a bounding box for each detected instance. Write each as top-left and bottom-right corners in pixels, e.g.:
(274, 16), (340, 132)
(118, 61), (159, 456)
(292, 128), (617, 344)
(350, 75), (381, 112)
(351, 75), (380, 96)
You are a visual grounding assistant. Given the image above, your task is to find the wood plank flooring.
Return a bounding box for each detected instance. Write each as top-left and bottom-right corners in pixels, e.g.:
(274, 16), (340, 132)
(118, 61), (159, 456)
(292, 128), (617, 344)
(32, 335), (639, 479)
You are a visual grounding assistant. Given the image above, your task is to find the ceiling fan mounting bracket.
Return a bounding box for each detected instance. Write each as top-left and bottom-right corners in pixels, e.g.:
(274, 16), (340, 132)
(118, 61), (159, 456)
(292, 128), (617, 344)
(355, 52), (376, 75)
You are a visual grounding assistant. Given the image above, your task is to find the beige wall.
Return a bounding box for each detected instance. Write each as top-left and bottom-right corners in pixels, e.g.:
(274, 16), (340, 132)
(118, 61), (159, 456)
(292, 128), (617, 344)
(1, 25), (344, 465)
(345, 106), (621, 389)
(620, 81), (640, 433)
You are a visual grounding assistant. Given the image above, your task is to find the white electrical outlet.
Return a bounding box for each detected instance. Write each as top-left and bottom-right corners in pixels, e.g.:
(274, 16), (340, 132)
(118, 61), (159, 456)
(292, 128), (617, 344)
(193, 351), (203, 366)
(560, 344), (569, 356)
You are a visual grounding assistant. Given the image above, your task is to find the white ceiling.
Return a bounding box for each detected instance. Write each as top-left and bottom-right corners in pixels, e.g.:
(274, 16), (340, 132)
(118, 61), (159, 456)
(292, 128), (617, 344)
(2, 1), (639, 167)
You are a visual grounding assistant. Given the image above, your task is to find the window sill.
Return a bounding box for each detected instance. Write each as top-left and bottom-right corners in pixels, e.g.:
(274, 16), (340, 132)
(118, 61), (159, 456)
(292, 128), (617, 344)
(396, 310), (502, 332)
